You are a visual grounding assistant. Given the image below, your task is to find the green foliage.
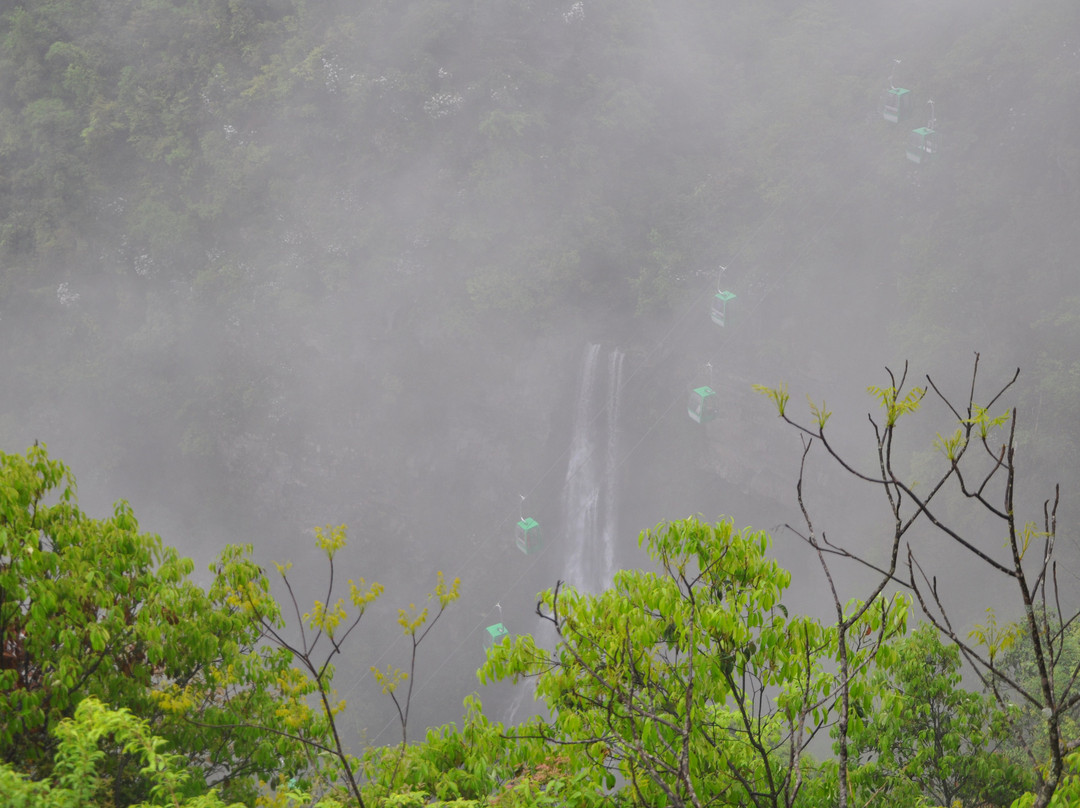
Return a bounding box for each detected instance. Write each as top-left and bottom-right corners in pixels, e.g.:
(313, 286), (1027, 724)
(865, 384), (926, 427)
(358, 694), (605, 808)
(994, 613), (1080, 775)
(1, 446), (194, 782)
(753, 382), (790, 418)
(849, 624), (1030, 808)
(0, 697), (246, 808)
(969, 607), (1020, 667)
(152, 540), (343, 802)
(0, 446), (345, 803)
(481, 516), (906, 808)
(1, 0), (1079, 801)
(960, 404), (1012, 441)
(1011, 751), (1080, 808)
(933, 427), (966, 462)
(0, 445), (484, 806)
(760, 358), (1079, 807)
(804, 397), (831, 430)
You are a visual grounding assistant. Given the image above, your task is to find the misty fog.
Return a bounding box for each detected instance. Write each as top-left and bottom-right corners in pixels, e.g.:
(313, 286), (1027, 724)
(2, 0), (1078, 743)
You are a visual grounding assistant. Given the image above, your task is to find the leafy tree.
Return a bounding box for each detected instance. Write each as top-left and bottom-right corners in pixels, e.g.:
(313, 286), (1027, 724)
(156, 524), (463, 808)
(482, 516), (906, 808)
(757, 383), (920, 808)
(994, 610), (1080, 778)
(0, 445), (490, 807)
(0, 696), (246, 808)
(757, 355), (1079, 808)
(0, 693), (607, 808)
(1013, 750), (1080, 808)
(0, 444), (325, 803)
(849, 623), (1030, 807)
(356, 694), (605, 808)
(0, 446), (462, 806)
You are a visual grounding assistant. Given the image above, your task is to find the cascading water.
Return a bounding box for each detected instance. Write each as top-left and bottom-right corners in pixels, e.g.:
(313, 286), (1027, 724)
(500, 344), (625, 726)
(560, 343), (624, 593)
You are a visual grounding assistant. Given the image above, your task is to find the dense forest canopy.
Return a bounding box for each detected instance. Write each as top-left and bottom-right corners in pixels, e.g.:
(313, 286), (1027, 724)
(2, 0), (1080, 805)
(2, 0), (1077, 542)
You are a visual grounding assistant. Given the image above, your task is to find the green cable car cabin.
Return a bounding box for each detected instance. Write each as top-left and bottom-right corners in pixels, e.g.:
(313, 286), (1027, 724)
(907, 101), (938, 164)
(483, 622), (510, 650)
(688, 386), (718, 424)
(906, 126), (939, 164)
(515, 517), (542, 554)
(881, 87), (912, 123)
(711, 290), (736, 327)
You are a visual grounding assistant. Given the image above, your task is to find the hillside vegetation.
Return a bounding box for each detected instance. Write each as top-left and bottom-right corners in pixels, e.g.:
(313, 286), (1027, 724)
(2, 1), (1079, 805)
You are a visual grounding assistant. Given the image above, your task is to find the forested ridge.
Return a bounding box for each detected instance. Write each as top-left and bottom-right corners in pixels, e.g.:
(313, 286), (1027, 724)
(2, 0), (1080, 805)
(2, 0), (1078, 536)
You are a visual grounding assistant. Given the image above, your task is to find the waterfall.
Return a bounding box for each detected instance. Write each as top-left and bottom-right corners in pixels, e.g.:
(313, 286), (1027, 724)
(561, 344), (624, 592)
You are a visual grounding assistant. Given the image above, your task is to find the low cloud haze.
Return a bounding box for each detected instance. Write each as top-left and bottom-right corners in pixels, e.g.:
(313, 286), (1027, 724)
(2, 0), (1077, 739)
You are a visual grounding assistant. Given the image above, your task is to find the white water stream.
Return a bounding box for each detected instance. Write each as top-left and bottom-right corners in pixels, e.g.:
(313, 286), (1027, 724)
(501, 344), (626, 726)
(560, 343), (624, 593)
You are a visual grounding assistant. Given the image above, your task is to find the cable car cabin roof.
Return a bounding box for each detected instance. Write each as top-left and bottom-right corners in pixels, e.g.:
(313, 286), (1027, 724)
(692, 386), (716, 397)
(517, 517), (539, 532)
(912, 126), (935, 136)
(714, 290), (736, 302)
(884, 87), (910, 98)
(484, 623), (510, 646)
